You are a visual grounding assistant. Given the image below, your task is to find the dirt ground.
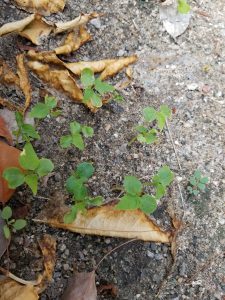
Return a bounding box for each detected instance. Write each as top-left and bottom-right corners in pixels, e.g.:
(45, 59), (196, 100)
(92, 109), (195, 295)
(0, 0), (225, 299)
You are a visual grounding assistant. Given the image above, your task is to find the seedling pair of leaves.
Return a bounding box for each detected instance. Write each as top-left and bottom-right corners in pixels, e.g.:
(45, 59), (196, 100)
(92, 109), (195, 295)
(134, 105), (172, 145)
(60, 121), (94, 151)
(1, 206), (26, 239)
(177, 0), (190, 14)
(81, 68), (122, 108)
(29, 95), (61, 119)
(3, 143), (54, 195)
(188, 170), (209, 196)
(116, 166), (174, 214)
(64, 162), (103, 223)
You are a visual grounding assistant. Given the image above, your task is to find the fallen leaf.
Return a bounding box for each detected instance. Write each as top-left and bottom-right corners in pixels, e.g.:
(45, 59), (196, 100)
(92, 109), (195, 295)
(0, 14), (35, 37)
(0, 215), (10, 260)
(98, 283), (118, 298)
(27, 50), (62, 65)
(35, 204), (171, 242)
(0, 278), (39, 300)
(0, 116), (13, 145)
(0, 97), (23, 112)
(15, 0), (66, 15)
(159, 0), (191, 39)
(55, 26), (92, 55)
(0, 60), (20, 87)
(61, 271), (97, 300)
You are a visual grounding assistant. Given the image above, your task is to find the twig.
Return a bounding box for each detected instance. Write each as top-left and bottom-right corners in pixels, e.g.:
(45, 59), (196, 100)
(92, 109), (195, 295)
(0, 267), (41, 286)
(166, 120), (182, 171)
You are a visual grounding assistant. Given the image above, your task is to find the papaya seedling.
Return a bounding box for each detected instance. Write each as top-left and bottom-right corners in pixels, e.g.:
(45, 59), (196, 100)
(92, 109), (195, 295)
(115, 166), (174, 214)
(1, 206), (26, 239)
(130, 105), (172, 145)
(60, 121), (94, 151)
(64, 162), (103, 223)
(29, 95), (61, 119)
(187, 170), (209, 196)
(3, 142), (54, 195)
(81, 68), (123, 108)
(177, 0), (190, 14)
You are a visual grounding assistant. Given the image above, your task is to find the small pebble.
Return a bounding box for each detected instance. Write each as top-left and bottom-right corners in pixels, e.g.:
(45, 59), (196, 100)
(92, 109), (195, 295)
(59, 244), (66, 252)
(63, 264), (70, 271)
(187, 83), (198, 91)
(90, 18), (101, 29)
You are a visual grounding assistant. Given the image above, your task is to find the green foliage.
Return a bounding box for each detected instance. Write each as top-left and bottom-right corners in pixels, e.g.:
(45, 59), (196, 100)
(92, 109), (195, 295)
(3, 142), (54, 195)
(177, 0), (190, 14)
(64, 162), (103, 223)
(81, 68), (123, 108)
(1, 206), (26, 239)
(29, 95), (61, 119)
(115, 166), (174, 214)
(60, 121), (94, 151)
(133, 105), (172, 145)
(188, 170), (209, 196)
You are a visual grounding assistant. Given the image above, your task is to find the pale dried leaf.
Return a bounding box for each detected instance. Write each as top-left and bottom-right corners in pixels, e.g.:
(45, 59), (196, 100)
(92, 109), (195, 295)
(0, 278), (39, 300)
(35, 205), (171, 243)
(15, 0), (66, 15)
(27, 60), (83, 101)
(0, 14), (35, 37)
(55, 12), (101, 34)
(159, 0), (191, 38)
(62, 271), (97, 300)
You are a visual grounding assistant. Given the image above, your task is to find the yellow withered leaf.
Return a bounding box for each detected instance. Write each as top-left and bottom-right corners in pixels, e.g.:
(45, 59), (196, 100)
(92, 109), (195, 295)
(55, 26), (92, 55)
(0, 14), (35, 37)
(0, 278), (39, 300)
(27, 50), (62, 65)
(35, 205), (171, 243)
(0, 60), (20, 87)
(27, 60), (83, 102)
(15, 0), (66, 15)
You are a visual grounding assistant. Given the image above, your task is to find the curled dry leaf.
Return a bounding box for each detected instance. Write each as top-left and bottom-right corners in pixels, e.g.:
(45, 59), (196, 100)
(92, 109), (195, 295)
(15, 0), (66, 15)
(0, 14), (35, 37)
(35, 205), (171, 243)
(27, 50), (62, 65)
(62, 271), (97, 300)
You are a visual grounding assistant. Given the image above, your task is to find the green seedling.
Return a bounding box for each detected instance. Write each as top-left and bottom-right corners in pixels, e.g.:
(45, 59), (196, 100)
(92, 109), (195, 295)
(115, 166), (174, 214)
(130, 105), (172, 145)
(3, 142), (54, 195)
(60, 121), (94, 151)
(29, 95), (61, 119)
(64, 162), (103, 223)
(177, 0), (190, 14)
(81, 68), (123, 108)
(1, 206), (26, 239)
(13, 111), (40, 143)
(187, 170), (209, 196)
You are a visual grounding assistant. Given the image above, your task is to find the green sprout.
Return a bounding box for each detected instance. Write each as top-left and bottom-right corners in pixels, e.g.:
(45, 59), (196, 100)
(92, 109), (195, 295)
(187, 170), (209, 196)
(177, 0), (190, 14)
(1, 206), (26, 239)
(29, 95), (61, 119)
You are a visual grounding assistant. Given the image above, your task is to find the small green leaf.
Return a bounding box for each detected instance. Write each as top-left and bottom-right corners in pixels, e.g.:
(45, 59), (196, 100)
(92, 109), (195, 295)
(144, 131), (158, 144)
(135, 126), (148, 134)
(83, 88), (95, 103)
(1, 206), (12, 220)
(155, 183), (166, 199)
(156, 112), (166, 131)
(36, 158), (54, 177)
(194, 170), (201, 179)
(73, 181), (88, 201)
(19, 143), (39, 170)
(3, 225), (11, 239)
(112, 91), (124, 102)
(123, 176), (142, 195)
(64, 211), (76, 224)
(70, 121), (81, 135)
(81, 68), (95, 88)
(15, 111), (23, 127)
(116, 194), (140, 210)
(143, 107), (157, 122)
(29, 103), (50, 118)
(60, 135), (72, 148)
(91, 92), (102, 108)
(72, 133), (84, 150)
(66, 175), (76, 194)
(82, 126), (94, 138)
(200, 177), (209, 184)
(190, 177), (197, 186)
(75, 162), (94, 179)
(89, 196), (103, 206)
(21, 124), (40, 140)
(137, 134), (146, 143)
(25, 174), (38, 195)
(13, 219), (27, 230)
(95, 78), (115, 94)
(160, 105), (171, 118)
(50, 109), (61, 117)
(198, 183), (206, 191)
(140, 195), (157, 214)
(3, 168), (25, 189)
(187, 186), (193, 192)
(45, 96), (57, 109)
(193, 189), (199, 196)
(154, 166), (174, 187)
(177, 0), (190, 14)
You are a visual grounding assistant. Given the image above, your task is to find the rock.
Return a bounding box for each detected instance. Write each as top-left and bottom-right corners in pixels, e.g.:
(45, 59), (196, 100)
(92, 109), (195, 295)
(117, 49), (125, 56)
(187, 83), (198, 91)
(90, 18), (101, 29)
(63, 264), (70, 271)
(59, 244), (66, 252)
(147, 250), (155, 258)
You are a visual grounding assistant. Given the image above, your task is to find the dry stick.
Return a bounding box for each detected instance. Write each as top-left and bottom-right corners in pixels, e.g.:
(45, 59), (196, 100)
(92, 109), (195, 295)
(0, 266), (41, 286)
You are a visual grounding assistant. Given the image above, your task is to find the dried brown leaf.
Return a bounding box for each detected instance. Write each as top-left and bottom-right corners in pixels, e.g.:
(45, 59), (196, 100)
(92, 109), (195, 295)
(27, 50), (62, 65)
(15, 0), (66, 15)
(0, 14), (35, 37)
(0, 60), (20, 87)
(61, 271), (97, 300)
(0, 116), (13, 145)
(35, 205), (171, 243)
(0, 97), (23, 112)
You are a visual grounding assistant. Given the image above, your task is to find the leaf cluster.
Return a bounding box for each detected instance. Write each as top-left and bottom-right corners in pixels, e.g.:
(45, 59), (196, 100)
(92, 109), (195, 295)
(135, 105), (171, 145)
(1, 206), (26, 239)
(29, 95), (61, 119)
(3, 143), (54, 195)
(64, 162), (103, 223)
(187, 170), (208, 196)
(60, 121), (94, 151)
(116, 166), (174, 214)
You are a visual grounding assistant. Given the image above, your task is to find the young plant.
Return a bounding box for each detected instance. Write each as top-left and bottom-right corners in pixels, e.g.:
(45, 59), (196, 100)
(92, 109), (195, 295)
(177, 0), (190, 14)
(60, 121), (94, 151)
(3, 142), (54, 195)
(187, 170), (209, 196)
(29, 95), (61, 119)
(13, 111), (40, 143)
(81, 68), (123, 108)
(131, 105), (172, 145)
(64, 162), (103, 223)
(115, 166), (174, 214)
(1, 206), (26, 239)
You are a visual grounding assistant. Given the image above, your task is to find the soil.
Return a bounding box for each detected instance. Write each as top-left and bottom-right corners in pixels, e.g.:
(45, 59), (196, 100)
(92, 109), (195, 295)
(0, 0), (225, 299)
